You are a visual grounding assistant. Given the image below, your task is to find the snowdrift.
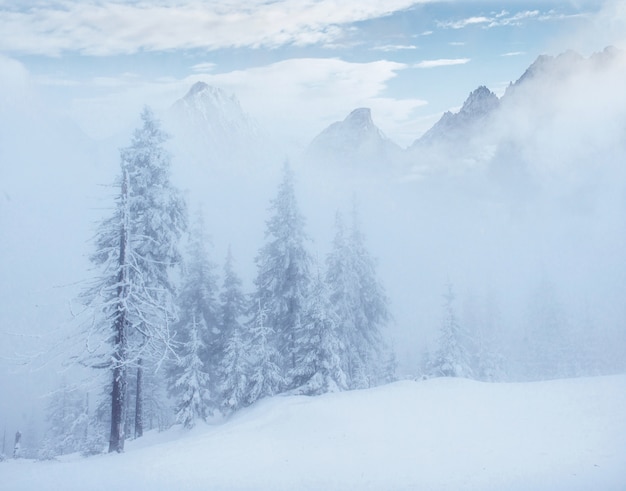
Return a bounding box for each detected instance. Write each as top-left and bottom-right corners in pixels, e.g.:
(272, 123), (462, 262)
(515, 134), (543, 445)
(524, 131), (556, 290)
(3, 375), (626, 490)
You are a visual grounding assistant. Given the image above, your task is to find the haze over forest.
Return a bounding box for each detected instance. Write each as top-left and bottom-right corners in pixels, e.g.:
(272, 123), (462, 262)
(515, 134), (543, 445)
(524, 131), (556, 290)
(0, 1), (625, 478)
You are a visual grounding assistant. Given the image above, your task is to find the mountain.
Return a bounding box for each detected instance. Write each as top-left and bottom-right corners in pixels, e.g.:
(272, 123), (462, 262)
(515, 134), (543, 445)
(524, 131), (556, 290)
(166, 82), (267, 169)
(306, 107), (402, 168)
(412, 86), (499, 147)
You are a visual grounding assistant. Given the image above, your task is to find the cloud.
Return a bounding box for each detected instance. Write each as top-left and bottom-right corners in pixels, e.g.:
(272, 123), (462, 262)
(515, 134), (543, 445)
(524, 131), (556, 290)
(501, 51), (525, 57)
(191, 62), (217, 74)
(373, 44), (418, 52)
(414, 58), (470, 68)
(438, 10), (541, 29)
(561, 0), (626, 52)
(0, 0), (429, 56)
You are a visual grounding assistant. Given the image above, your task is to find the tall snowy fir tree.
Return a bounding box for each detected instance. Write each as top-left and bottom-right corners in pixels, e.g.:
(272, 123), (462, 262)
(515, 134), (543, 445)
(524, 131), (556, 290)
(291, 269), (347, 395)
(218, 247), (249, 414)
(250, 162), (312, 390)
(168, 211), (219, 416)
(326, 209), (390, 389)
(429, 283), (473, 378)
(83, 107), (187, 452)
(246, 300), (284, 405)
(171, 315), (212, 428)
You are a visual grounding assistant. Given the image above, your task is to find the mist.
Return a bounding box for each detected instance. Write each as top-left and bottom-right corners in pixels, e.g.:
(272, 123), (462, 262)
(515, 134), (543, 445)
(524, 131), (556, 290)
(1, 45), (625, 457)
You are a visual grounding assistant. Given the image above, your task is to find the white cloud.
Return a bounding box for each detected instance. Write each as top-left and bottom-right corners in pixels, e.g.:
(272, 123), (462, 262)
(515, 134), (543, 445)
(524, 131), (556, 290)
(438, 10), (541, 30)
(500, 51), (525, 57)
(414, 58), (470, 68)
(0, 0), (429, 56)
(191, 62), (217, 73)
(373, 44), (418, 52)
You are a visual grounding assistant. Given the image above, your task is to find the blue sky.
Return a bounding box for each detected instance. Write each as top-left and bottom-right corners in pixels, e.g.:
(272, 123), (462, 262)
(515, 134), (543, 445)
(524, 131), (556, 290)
(0, 0), (624, 146)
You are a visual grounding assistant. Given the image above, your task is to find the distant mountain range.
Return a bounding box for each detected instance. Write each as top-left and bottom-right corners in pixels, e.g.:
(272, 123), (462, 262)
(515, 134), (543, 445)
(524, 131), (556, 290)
(164, 46), (624, 176)
(303, 46), (625, 175)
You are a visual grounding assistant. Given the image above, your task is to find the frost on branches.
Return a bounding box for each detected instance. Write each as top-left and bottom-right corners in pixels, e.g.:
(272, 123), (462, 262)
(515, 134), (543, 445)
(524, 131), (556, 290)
(218, 247), (249, 413)
(82, 107), (187, 452)
(326, 210), (390, 389)
(429, 284), (473, 378)
(171, 315), (212, 428)
(291, 270), (347, 395)
(168, 212), (219, 427)
(250, 162), (312, 391)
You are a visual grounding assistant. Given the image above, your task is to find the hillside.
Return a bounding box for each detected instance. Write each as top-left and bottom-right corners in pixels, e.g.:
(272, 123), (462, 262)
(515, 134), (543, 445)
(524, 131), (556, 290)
(3, 374), (626, 491)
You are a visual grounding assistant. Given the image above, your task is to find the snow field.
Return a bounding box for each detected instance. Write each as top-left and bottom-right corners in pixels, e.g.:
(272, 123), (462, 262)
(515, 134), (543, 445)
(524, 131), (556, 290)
(2, 374), (625, 491)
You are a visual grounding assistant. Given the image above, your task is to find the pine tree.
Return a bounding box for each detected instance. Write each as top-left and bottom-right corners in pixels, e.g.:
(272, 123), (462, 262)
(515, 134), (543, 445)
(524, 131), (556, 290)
(170, 212), (219, 407)
(246, 300), (284, 405)
(171, 315), (212, 428)
(326, 209), (390, 389)
(429, 283), (473, 378)
(218, 247), (249, 413)
(291, 269), (347, 395)
(83, 107), (187, 452)
(251, 162), (312, 389)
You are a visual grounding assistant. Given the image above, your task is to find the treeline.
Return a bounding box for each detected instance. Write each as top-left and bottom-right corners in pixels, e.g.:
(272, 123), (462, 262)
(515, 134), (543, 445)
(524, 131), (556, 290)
(37, 108), (392, 458)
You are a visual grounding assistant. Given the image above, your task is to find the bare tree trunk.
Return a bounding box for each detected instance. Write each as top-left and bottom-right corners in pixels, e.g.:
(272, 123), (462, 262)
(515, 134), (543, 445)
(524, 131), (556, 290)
(134, 358), (143, 438)
(109, 169), (130, 454)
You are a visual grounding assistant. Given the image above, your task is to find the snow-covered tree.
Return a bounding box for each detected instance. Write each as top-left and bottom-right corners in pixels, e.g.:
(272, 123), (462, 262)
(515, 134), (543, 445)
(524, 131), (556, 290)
(251, 162), (312, 389)
(246, 300), (284, 405)
(326, 209), (390, 389)
(291, 269), (347, 395)
(82, 107), (187, 452)
(429, 283), (473, 378)
(170, 315), (212, 428)
(218, 247), (249, 413)
(169, 213), (223, 418)
(39, 383), (89, 459)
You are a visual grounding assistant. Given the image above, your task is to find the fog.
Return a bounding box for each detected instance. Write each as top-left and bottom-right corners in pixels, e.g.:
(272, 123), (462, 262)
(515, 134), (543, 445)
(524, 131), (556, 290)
(1, 47), (625, 452)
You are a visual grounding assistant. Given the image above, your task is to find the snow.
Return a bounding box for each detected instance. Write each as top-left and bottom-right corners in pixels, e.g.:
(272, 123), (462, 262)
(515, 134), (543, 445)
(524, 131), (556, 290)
(3, 374), (625, 490)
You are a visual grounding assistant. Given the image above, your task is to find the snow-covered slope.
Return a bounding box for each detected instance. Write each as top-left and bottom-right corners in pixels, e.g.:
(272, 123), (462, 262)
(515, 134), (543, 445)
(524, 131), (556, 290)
(306, 107), (402, 169)
(4, 375), (625, 491)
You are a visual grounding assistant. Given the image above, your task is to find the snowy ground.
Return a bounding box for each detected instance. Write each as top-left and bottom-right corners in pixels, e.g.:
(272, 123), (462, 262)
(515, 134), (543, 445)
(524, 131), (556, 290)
(3, 375), (626, 491)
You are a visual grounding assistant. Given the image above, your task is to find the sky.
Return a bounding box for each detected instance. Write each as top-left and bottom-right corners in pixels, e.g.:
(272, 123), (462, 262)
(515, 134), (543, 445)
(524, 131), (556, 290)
(1, 0), (624, 147)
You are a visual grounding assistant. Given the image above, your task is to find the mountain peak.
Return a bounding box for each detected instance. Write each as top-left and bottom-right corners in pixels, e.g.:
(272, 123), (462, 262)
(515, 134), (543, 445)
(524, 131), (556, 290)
(460, 86), (499, 117)
(414, 86), (499, 146)
(187, 81), (210, 97)
(345, 107), (374, 128)
(167, 82), (264, 166)
(307, 107), (401, 167)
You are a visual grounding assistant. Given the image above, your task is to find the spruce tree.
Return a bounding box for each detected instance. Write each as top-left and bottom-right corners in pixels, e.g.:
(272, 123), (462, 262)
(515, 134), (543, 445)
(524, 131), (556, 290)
(218, 247), (249, 413)
(326, 208), (390, 389)
(170, 212), (219, 400)
(246, 300), (283, 405)
(83, 107), (187, 452)
(291, 269), (347, 395)
(171, 315), (212, 428)
(251, 162), (312, 389)
(429, 283), (473, 378)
